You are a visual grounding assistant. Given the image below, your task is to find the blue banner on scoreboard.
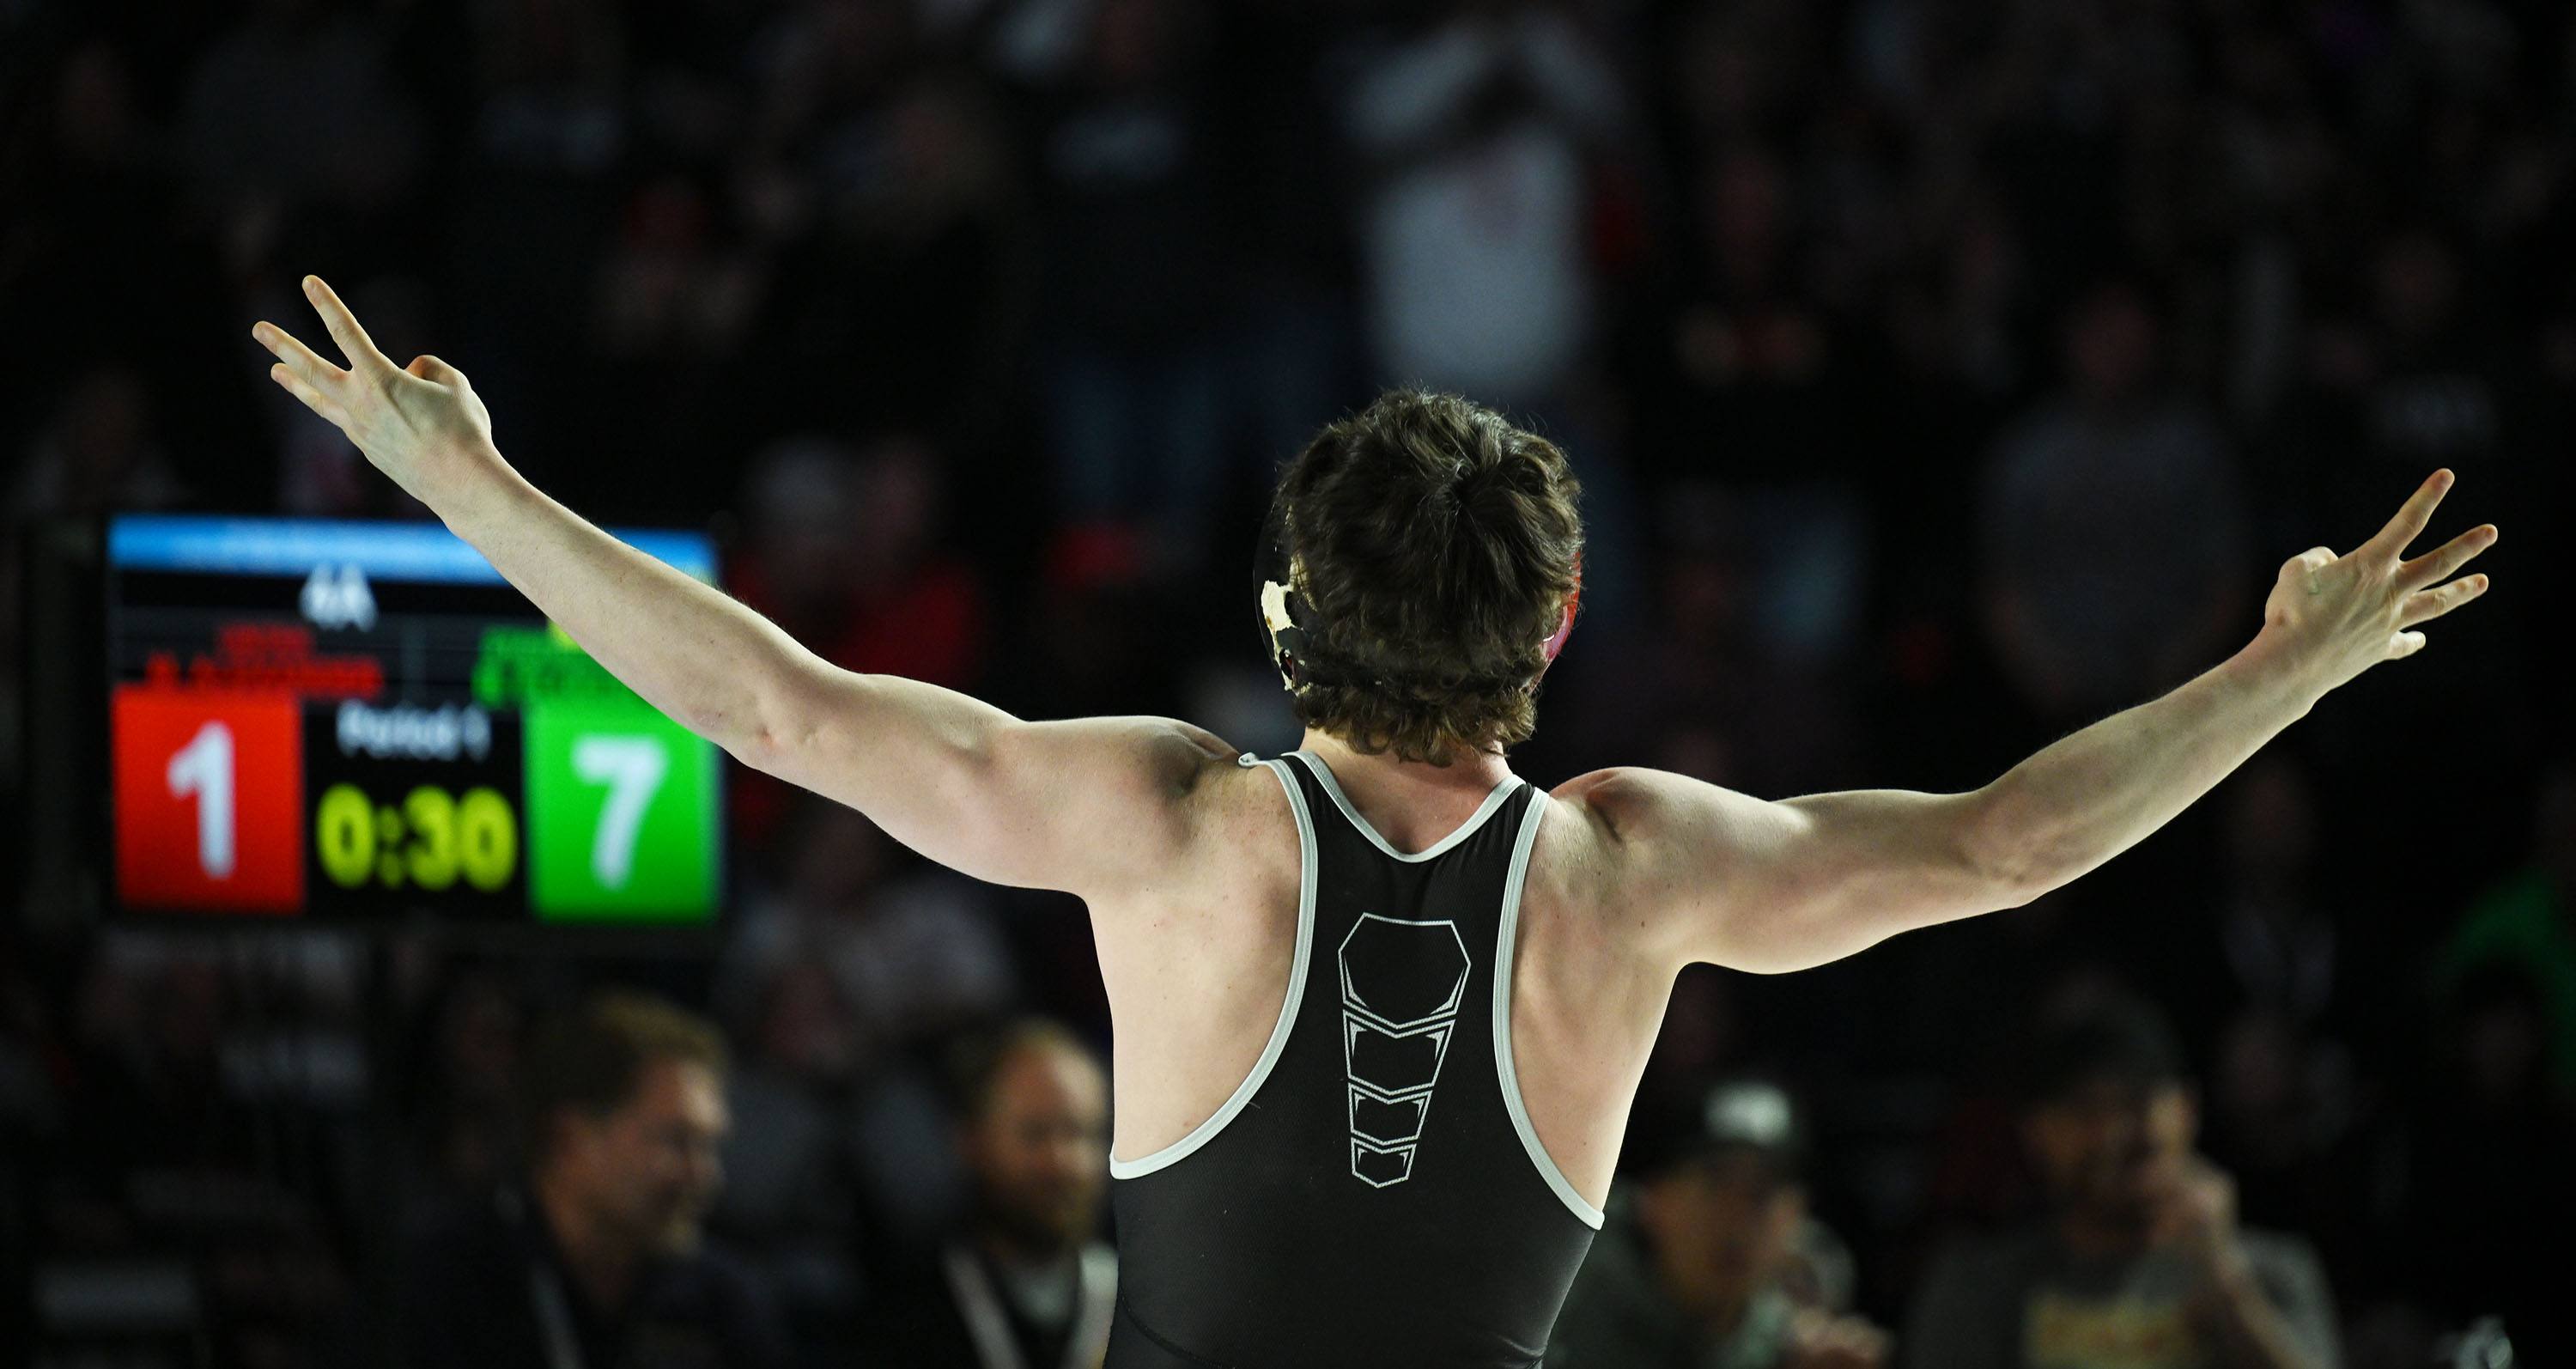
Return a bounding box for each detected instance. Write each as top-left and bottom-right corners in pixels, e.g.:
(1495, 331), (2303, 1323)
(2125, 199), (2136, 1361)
(107, 515), (715, 585)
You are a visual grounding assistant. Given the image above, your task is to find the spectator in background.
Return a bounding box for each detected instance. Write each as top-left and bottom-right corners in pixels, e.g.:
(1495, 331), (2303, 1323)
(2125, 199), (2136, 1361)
(1344, 0), (1621, 411)
(2395, 963), (2573, 1366)
(6, 370), (185, 813)
(594, 177), (759, 363)
(726, 434), (987, 686)
(840, 435), (987, 684)
(1873, 185), (2026, 404)
(726, 435), (989, 854)
(58, 934), (252, 1191)
(1658, 0), (1829, 165)
(2281, 228), (2500, 549)
(721, 800), (1012, 1069)
(2183, 758), (2376, 1277)
(868, 1018), (1115, 1369)
(1216, 0), (1367, 479)
(9, 367), (186, 520)
(744, 0), (1018, 439)
(177, 0), (421, 286)
(44, 932), (361, 1368)
(0, 39), (258, 496)
(1340, 0), (1648, 625)
(616, 0), (764, 178)
(2355, 229), (2499, 484)
(1629, 143), (1873, 669)
(717, 800), (1002, 1246)
(2434, 764), (2576, 1099)
(1022, 0), (1234, 581)
(2196, 1007), (2368, 1293)
(1628, 965), (1748, 1129)
(1981, 278), (2251, 718)
(1002, 522), (1178, 724)
(709, 958), (872, 1361)
(404, 991), (788, 1369)
(447, 0), (631, 471)
(1561, 484), (1859, 800)
(2210, 759), (2336, 1031)
(1547, 1079), (1886, 1369)
(409, 964), (530, 1203)
(1904, 996), (2338, 1369)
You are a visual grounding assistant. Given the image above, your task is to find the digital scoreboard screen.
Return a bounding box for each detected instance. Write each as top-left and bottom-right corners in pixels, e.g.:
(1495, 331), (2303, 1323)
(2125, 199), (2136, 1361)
(106, 515), (721, 924)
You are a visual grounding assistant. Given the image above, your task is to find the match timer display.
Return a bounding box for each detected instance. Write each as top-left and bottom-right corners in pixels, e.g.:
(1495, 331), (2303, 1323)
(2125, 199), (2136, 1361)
(298, 700), (526, 917)
(106, 517), (722, 925)
(313, 782), (519, 893)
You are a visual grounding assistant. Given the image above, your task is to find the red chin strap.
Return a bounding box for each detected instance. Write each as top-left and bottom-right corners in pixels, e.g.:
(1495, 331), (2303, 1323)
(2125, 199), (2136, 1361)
(1539, 560), (1583, 666)
(1540, 600), (1577, 662)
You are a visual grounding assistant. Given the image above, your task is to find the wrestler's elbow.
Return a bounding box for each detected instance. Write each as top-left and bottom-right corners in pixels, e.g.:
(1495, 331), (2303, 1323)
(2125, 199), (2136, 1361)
(704, 660), (834, 773)
(714, 661), (951, 790)
(679, 690), (795, 772)
(1952, 783), (2062, 912)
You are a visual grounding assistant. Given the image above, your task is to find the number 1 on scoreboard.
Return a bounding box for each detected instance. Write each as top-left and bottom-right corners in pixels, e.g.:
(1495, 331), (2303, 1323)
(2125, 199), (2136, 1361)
(112, 689), (302, 913)
(167, 720), (236, 879)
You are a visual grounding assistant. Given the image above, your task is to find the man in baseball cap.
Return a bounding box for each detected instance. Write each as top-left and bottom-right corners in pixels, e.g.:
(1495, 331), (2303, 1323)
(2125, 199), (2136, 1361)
(1546, 1080), (1888, 1369)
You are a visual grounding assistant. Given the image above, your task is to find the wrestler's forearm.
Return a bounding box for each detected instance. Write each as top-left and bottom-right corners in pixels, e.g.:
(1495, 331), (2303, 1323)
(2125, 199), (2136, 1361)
(1959, 631), (2325, 904)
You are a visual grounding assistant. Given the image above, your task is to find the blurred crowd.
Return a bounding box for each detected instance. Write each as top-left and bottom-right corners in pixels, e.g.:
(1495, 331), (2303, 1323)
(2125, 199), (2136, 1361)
(5, 0), (2576, 1365)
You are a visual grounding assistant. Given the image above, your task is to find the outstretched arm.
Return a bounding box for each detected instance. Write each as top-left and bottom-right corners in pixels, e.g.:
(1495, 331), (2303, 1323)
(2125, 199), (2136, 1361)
(1595, 471), (2494, 974)
(254, 276), (1224, 896)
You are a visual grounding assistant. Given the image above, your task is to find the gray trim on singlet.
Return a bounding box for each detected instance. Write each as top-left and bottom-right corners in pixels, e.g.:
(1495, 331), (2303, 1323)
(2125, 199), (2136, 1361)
(1109, 755), (1318, 1180)
(1287, 751), (1521, 861)
(1492, 788), (1607, 1230)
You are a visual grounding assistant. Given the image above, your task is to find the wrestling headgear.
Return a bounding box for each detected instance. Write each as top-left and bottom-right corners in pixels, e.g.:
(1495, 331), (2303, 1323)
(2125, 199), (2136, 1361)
(1255, 497), (1579, 695)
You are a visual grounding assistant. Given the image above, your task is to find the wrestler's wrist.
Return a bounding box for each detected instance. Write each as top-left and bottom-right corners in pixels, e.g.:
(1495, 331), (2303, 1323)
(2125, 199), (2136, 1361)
(412, 436), (522, 527)
(2219, 628), (2333, 715)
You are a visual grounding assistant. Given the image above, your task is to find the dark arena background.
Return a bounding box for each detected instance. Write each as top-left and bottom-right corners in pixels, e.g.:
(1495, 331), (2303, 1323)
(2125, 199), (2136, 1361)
(3, 0), (2573, 1366)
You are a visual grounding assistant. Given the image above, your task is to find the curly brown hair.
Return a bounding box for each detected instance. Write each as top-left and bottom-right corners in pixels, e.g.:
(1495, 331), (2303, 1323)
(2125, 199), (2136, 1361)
(1275, 391), (1584, 764)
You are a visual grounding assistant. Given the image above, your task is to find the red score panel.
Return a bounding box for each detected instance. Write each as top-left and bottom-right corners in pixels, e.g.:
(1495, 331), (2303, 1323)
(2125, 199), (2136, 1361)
(114, 688), (305, 913)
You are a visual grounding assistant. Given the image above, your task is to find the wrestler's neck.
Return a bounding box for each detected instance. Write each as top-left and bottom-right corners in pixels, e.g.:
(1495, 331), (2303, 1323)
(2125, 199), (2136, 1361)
(1299, 729), (1517, 849)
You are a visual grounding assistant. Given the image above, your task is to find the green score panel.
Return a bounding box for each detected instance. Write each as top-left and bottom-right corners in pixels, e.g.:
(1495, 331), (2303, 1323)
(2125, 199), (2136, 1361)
(522, 699), (720, 920)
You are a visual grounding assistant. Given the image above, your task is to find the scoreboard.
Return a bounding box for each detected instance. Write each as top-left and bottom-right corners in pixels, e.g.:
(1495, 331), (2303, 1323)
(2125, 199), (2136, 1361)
(106, 516), (721, 923)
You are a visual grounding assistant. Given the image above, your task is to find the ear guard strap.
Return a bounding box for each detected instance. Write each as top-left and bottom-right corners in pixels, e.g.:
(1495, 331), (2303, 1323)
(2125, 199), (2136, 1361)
(1256, 497), (1315, 691)
(1540, 557), (1582, 665)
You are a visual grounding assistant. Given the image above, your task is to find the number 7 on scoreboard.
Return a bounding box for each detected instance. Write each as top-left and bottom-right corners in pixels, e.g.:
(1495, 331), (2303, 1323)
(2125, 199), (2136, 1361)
(524, 702), (718, 919)
(571, 735), (669, 889)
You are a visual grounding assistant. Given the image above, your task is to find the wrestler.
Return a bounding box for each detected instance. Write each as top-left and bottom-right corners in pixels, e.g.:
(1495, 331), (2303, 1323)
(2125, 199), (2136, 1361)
(255, 276), (2492, 1366)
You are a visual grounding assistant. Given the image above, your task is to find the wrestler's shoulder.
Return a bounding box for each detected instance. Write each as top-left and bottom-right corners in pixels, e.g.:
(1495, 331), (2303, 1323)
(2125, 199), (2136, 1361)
(1530, 765), (1763, 910)
(1540, 764), (1710, 842)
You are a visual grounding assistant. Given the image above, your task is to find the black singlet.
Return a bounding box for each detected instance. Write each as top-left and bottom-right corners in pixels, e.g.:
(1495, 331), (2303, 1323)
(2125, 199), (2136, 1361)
(1105, 751), (1604, 1369)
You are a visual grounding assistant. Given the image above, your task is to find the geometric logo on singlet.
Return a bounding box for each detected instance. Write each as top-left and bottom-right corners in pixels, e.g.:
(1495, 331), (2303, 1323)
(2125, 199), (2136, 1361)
(1338, 914), (1470, 1188)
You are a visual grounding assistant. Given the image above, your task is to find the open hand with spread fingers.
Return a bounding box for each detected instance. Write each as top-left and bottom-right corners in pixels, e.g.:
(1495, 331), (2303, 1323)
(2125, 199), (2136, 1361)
(2254, 469), (2496, 697)
(252, 275), (501, 508)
